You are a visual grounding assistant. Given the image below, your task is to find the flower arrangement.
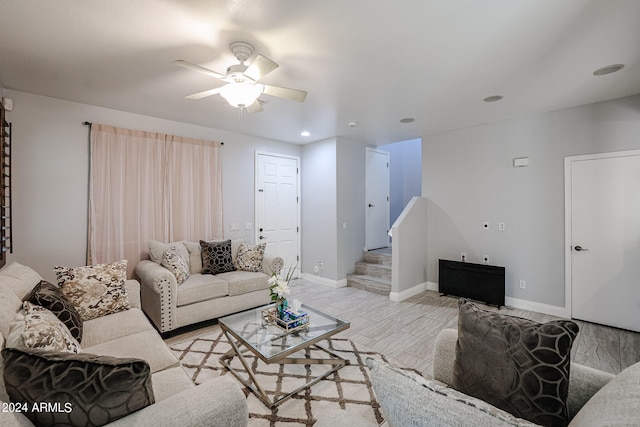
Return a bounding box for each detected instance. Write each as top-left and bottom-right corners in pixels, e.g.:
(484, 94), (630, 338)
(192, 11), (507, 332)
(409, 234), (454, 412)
(268, 264), (297, 319)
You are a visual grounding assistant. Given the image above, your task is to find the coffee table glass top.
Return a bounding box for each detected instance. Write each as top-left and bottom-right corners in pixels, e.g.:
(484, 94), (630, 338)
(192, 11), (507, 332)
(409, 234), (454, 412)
(219, 303), (349, 361)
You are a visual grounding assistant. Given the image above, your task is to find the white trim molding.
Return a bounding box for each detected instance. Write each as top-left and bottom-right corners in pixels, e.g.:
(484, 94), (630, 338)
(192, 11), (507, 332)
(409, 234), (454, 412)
(505, 296), (570, 319)
(302, 273), (347, 288)
(389, 282), (433, 302)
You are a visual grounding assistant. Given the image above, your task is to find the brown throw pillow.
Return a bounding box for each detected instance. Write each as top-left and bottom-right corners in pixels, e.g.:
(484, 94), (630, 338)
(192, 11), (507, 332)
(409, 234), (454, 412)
(24, 280), (83, 343)
(2, 347), (155, 427)
(200, 239), (236, 275)
(453, 300), (579, 427)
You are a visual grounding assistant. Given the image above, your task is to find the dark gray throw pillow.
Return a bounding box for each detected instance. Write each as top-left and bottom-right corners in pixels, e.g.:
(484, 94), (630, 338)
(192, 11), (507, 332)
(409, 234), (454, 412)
(2, 347), (155, 427)
(200, 239), (236, 275)
(453, 299), (579, 427)
(24, 280), (84, 343)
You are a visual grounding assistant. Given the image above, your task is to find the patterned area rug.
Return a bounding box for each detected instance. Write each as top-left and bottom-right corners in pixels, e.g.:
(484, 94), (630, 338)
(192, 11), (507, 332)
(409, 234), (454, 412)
(169, 327), (392, 426)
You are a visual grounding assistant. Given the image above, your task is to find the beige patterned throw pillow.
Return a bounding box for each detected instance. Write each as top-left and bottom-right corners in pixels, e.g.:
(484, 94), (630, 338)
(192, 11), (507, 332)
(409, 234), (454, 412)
(161, 246), (190, 285)
(235, 243), (266, 272)
(54, 260), (130, 321)
(13, 301), (82, 353)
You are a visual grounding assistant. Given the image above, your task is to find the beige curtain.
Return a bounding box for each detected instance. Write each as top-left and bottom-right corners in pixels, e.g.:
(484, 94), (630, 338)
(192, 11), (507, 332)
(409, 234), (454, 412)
(88, 124), (223, 277)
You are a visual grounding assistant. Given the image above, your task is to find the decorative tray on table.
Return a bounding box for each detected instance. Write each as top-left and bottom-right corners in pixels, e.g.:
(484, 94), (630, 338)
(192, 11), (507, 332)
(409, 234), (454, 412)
(261, 306), (310, 333)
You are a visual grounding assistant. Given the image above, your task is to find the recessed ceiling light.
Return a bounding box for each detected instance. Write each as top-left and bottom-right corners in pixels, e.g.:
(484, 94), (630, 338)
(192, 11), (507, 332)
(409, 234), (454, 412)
(399, 118), (415, 123)
(483, 95), (503, 103)
(593, 64), (624, 76)
(300, 131), (310, 137)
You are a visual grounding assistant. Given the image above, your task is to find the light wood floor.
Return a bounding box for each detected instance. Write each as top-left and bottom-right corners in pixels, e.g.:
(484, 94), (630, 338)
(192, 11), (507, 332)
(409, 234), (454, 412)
(166, 279), (640, 378)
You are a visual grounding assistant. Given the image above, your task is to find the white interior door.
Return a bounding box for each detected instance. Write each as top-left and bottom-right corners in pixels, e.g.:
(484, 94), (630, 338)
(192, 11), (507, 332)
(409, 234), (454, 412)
(567, 150), (640, 332)
(256, 152), (300, 274)
(366, 148), (390, 250)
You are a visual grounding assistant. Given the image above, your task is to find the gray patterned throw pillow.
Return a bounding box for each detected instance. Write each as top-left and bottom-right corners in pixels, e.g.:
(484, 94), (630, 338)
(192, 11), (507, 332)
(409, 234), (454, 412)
(235, 243), (266, 272)
(2, 347), (155, 427)
(453, 300), (579, 427)
(24, 280), (84, 342)
(161, 246), (190, 285)
(200, 239), (236, 275)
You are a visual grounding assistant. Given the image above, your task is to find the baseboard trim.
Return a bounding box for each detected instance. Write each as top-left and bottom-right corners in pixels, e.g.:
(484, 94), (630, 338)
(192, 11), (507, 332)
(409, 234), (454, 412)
(505, 297), (570, 319)
(302, 273), (347, 288)
(390, 282), (428, 302)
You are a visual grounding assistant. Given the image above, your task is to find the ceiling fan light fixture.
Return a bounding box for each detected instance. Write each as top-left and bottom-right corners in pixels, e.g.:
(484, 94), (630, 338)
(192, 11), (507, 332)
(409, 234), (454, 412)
(593, 64), (624, 76)
(220, 82), (263, 108)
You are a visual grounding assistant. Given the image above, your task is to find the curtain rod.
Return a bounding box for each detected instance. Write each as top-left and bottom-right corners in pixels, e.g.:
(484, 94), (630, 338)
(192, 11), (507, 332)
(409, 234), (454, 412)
(82, 122), (223, 145)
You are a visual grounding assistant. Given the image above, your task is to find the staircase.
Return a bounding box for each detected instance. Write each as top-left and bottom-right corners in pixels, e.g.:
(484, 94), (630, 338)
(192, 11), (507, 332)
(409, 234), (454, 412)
(347, 251), (392, 295)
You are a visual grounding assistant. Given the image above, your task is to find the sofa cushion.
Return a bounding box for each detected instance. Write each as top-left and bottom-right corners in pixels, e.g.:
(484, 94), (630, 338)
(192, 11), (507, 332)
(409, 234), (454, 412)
(216, 270), (269, 296)
(7, 302), (82, 353)
(0, 262), (43, 300)
(83, 329), (179, 374)
(80, 307), (155, 348)
(235, 243), (266, 272)
(2, 347), (154, 427)
(148, 239), (190, 268)
(176, 274), (228, 306)
(150, 366), (195, 402)
(54, 260), (131, 321)
(568, 361), (640, 426)
(0, 290), (22, 337)
(161, 246), (190, 285)
(367, 358), (537, 427)
(200, 239), (236, 275)
(184, 239), (242, 274)
(454, 300), (579, 427)
(24, 280), (83, 342)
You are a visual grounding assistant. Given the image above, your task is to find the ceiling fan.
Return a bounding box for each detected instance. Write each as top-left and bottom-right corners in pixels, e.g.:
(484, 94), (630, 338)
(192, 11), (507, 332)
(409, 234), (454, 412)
(173, 41), (307, 113)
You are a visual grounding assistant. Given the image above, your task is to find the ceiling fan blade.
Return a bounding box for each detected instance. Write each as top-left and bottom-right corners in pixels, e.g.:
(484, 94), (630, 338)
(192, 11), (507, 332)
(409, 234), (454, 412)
(245, 100), (264, 113)
(185, 87), (224, 100)
(172, 60), (226, 80)
(262, 84), (307, 102)
(244, 55), (279, 81)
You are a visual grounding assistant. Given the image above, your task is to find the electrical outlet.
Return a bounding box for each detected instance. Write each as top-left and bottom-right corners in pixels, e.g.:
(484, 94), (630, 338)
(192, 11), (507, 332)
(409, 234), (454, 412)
(519, 280), (526, 289)
(461, 252), (467, 262)
(483, 255), (490, 264)
(230, 223), (240, 232)
(245, 223), (252, 231)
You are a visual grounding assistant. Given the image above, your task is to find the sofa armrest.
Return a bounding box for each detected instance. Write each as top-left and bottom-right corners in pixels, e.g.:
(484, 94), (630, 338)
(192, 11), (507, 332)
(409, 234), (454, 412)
(105, 375), (248, 427)
(566, 363), (615, 420)
(432, 328), (457, 386)
(262, 255), (284, 276)
(125, 279), (141, 309)
(135, 261), (177, 294)
(135, 260), (178, 333)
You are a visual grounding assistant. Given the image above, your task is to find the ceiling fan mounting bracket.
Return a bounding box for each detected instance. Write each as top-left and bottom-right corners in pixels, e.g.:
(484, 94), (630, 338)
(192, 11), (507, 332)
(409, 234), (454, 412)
(229, 41), (254, 64)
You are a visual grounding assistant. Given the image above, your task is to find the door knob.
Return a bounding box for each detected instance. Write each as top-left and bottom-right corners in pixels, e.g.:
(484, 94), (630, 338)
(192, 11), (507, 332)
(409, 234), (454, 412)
(259, 236), (265, 240)
(368, 204), (374, 207)
(574, 245), (589, 252)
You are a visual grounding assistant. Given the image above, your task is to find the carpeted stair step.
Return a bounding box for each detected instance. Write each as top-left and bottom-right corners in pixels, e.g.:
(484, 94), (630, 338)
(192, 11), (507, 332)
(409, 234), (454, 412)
(363, 251), (392, 266)
(347, 274), (391, 295)
(355, 261), (392, 281)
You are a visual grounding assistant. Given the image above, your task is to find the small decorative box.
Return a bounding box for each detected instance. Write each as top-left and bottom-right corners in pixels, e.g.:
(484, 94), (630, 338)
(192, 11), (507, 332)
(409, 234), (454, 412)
(281, 308), (309, 328)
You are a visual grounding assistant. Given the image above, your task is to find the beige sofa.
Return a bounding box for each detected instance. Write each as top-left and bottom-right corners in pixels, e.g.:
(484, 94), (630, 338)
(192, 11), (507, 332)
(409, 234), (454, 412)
(0, 262), (248, 427)
(317, 328), (639, 426)
(136, 239), (283, 334)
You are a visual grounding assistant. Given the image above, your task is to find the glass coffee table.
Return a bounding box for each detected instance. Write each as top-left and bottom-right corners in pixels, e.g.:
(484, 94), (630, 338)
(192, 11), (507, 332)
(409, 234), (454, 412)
(219, 303), (350, 408)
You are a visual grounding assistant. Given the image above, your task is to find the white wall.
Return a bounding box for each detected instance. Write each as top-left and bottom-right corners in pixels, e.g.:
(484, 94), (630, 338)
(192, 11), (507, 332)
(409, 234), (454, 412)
(423, 95), (640, 308)
(381, 138), (422, 226)
(5, 90), (301, 283)
(337, 137), (367, 279)
(301, 138), (338, 280)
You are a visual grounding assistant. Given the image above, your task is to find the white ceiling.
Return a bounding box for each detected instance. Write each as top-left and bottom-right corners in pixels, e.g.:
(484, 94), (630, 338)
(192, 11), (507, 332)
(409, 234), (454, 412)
(1, 0), (639, 145)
